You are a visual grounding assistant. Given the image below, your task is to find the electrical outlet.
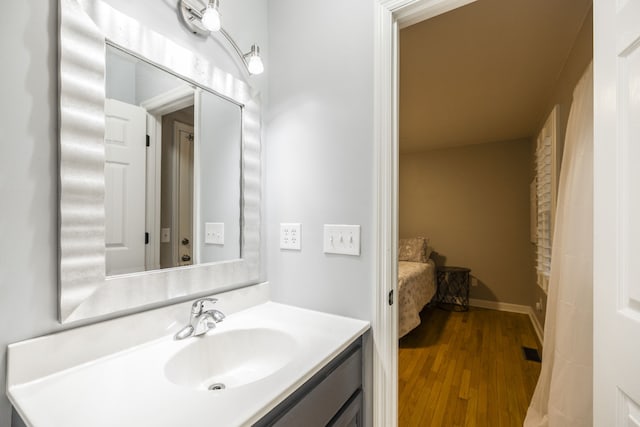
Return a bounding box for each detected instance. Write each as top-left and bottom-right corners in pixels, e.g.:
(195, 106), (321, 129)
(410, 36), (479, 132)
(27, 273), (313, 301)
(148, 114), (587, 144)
(323, 224), (361, 256)
(280, 223), (301, 250)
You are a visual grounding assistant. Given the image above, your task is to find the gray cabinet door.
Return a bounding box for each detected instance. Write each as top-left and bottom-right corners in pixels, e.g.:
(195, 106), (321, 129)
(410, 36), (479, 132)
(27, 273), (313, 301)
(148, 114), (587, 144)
(328, 390), (363, 427)
(272, 348), (362, 427)
(255, 339), (364, 427)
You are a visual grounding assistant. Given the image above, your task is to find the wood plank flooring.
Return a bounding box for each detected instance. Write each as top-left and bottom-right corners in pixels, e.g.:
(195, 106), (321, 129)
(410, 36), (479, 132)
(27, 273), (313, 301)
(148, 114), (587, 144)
(399, 306), (542, 427)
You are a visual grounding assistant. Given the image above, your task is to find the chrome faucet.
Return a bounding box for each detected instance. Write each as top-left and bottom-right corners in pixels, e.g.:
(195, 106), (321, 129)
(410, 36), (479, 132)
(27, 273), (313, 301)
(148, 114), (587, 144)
(174, 298), (225, 340)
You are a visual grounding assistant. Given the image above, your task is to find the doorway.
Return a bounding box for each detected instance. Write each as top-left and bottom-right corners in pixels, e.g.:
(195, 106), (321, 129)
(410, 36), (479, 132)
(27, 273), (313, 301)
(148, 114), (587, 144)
(397, 0), (591, 423)
(159, 107), (195, 269)
(372, 0), (594, 425)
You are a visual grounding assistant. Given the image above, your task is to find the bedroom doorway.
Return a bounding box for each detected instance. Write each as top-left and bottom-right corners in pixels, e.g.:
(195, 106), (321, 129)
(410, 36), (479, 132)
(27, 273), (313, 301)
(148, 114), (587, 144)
(377, 0), (594, 425)
(375, 0), (640, 425)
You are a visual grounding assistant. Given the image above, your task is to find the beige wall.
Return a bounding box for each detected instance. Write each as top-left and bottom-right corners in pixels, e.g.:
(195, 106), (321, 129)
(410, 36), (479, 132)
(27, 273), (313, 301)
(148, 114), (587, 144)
(400, 139), (534, 305)
(530, 7), (593, 328)
(397, 6), (593, 323)
(160, 107), (194, 269)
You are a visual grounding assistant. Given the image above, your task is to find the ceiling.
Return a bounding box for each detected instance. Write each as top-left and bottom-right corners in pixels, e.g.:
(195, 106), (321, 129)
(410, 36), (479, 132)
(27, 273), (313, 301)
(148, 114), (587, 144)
(399, 0), (592, 153)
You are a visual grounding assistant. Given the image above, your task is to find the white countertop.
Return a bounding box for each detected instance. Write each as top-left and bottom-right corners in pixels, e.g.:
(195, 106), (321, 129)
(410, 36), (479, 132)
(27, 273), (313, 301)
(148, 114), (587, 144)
(7, 286), (369, 427)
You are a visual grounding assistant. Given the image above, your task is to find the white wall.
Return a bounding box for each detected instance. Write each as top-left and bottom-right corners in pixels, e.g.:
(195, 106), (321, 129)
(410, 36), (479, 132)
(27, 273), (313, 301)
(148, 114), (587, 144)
(0, 1), (267, 425)
(266, 0), (374, 321)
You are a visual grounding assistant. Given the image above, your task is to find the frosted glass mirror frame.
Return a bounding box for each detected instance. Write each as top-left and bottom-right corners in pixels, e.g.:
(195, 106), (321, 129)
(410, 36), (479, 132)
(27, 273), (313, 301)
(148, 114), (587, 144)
(59, 0), (261, 324)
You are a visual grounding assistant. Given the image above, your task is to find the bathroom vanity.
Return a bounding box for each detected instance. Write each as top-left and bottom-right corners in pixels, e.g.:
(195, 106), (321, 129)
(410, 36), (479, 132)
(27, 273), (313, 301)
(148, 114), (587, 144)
(7, 284), (369, 426)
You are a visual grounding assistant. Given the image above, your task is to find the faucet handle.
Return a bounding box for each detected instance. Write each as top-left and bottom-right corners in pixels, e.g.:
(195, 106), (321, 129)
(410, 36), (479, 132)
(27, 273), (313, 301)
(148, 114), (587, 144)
(191, 298), (218, 315)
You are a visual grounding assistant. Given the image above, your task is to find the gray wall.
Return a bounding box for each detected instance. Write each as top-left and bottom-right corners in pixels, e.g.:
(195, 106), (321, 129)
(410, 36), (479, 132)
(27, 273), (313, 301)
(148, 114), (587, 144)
(105, 48), (137, 104)
(0, 1), (267, 426)
(265, 0), (374, 321)
(198, 91), (242, 263)
(265, 4), (375, 424)
(1, 2), (60, 424)
(105, 47), (191, 106)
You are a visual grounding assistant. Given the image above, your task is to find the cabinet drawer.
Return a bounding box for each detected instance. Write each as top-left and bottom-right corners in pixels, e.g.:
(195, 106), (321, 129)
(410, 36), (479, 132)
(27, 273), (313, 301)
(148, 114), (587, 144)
(328, 389), (363, 427)
(255, 340), (362, 427)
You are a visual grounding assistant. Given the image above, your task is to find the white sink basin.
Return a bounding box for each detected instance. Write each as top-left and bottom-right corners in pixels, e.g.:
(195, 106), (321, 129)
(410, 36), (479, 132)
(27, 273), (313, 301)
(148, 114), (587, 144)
(164, 328), (297, 390)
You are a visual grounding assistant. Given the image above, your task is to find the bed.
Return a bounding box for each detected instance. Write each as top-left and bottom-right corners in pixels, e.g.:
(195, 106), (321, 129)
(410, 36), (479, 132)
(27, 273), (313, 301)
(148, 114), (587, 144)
(398, 237), (437, 338)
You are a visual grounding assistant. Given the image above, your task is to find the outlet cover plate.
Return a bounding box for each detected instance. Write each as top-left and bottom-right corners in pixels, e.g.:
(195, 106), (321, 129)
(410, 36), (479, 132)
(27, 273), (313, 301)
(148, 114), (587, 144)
(323, 224), (361, 256)
(280, 223), (301, 250)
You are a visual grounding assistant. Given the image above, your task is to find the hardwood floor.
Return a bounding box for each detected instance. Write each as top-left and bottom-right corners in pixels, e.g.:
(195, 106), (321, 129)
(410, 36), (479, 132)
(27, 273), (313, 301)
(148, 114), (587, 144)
(398, 306), (542, 426)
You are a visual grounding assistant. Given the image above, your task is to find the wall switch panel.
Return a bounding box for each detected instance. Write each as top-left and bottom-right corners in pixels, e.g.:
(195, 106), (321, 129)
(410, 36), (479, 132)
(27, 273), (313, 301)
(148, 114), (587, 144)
(161, 228), (171, 243)
(323, 224), (361, 256)
(205, 222), (224, 245)
(280, 223), (301, 250)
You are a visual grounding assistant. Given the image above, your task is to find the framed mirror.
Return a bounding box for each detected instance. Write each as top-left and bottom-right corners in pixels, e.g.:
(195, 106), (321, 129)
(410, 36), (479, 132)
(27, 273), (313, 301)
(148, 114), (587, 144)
(59, 0), (261, 323)
(104, 45), (242, 275)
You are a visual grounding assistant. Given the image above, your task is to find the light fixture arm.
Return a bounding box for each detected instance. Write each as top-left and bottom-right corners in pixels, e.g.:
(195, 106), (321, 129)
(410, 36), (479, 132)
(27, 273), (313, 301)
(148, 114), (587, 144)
(219, 28), (256, 73)
(179, 0), (264, 76)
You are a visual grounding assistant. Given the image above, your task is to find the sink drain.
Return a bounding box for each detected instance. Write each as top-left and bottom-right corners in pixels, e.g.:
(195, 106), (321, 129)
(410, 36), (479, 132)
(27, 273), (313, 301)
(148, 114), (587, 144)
(208, 383), (226, 391)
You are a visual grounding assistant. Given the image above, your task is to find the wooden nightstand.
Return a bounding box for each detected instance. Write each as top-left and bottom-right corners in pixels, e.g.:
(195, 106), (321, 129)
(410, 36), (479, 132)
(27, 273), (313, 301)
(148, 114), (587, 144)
(436, 266), (471, 311)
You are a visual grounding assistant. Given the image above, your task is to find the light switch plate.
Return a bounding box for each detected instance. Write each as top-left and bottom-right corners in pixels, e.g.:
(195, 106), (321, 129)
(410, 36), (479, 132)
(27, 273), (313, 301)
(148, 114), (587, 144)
(323, 224), (361, 256)
(280, 223), (301, 250)
(205, 223), (224, 245)
(161, 228), (171, 243)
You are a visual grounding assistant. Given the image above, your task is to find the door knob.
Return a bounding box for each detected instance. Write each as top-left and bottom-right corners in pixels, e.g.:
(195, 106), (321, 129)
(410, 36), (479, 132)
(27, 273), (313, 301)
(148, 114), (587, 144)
(182, 254), (191, 262)
(182, 238), (190, 245)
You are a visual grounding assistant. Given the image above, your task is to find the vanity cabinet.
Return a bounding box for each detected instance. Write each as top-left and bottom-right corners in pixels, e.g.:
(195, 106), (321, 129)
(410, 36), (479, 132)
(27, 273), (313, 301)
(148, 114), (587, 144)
(254, 338), (363, 427)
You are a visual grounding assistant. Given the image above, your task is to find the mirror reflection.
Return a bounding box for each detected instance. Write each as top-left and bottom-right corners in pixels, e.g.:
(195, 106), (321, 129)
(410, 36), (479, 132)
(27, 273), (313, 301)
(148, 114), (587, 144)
(104, 45), (242, 276)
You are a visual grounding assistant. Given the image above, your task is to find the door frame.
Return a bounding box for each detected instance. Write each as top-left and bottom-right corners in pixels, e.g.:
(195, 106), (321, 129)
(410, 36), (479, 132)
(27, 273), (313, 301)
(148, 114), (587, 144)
(141, 86), (195, 270)
(372, 1), (478, 425)
(173, 121), (195, 267)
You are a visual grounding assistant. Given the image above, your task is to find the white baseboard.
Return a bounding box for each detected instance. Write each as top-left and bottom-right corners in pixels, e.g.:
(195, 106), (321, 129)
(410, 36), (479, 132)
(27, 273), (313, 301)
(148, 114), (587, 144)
(527, 308), (545, 346)
(469, 298), (544, 345)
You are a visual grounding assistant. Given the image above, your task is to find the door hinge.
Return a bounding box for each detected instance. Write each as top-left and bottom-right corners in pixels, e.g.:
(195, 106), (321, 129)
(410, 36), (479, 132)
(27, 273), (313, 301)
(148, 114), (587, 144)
(388, 290), (394, 306)
(146, 134), (150, 147)
(145, 232), (149, 245)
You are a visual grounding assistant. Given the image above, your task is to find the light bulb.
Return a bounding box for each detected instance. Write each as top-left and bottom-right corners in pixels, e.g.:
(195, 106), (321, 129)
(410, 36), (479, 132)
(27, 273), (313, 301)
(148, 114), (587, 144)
(201, 2), (221, 32)
(247, 55), (264, 75)
(246, 45), (264, 75)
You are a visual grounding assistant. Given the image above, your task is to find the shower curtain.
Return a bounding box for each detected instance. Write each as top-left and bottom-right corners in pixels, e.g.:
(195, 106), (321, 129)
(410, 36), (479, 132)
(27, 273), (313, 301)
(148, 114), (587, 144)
(524, 63), (593, 427)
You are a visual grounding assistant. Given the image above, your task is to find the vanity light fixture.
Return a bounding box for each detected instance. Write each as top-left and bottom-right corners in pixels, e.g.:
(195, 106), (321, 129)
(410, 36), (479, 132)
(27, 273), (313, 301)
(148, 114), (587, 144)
(179, 0), (264, 76)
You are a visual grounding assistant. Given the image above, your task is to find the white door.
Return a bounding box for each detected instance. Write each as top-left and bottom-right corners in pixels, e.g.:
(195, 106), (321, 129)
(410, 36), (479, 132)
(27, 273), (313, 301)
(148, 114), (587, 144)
(104, 98), (147, 275)
(593, 0), (640, 424)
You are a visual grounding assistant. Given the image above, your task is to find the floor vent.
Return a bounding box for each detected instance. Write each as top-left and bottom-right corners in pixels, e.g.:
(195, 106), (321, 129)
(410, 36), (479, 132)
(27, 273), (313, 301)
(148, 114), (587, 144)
(522, 346), (541, 363)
